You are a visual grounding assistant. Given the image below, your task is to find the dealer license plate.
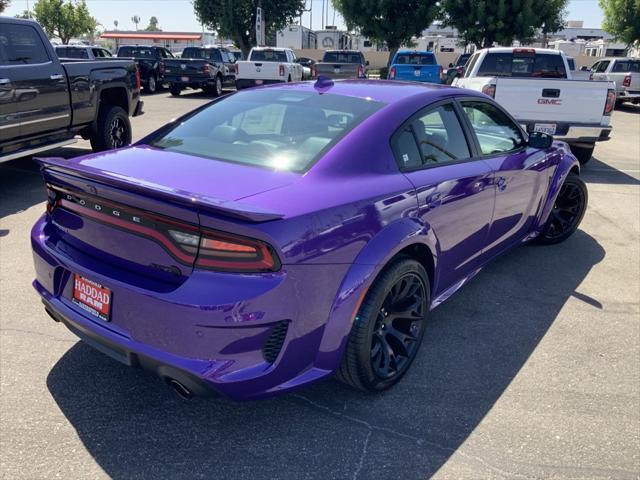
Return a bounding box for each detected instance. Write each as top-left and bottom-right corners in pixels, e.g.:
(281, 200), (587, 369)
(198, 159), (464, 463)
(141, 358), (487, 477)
(533, 123), (557, 135)
(72, 274), (112, 322)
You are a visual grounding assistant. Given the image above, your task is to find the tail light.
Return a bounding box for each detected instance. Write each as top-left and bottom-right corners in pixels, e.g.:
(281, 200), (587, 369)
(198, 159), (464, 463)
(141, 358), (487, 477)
(46, 185), (280, 273)
(482, 84), (496, 98)
(203, 63), (210, 74)
(357, 64), (363, 78)
(311, 63), (317, 78)
(279, 64), (285, 76)
(589, 73), (593, 81)
(236, 62), (239, 75)
(438, 65), (444, 82)
(623, 74), (631, 87)
(135, 64), (141, 91)
(159, 60), (165, 75)
(389, 66), (396, 79)
(604, 88), (616, 115)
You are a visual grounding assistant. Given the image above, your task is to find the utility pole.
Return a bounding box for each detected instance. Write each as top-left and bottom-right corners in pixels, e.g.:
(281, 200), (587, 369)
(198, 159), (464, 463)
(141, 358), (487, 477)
(321, 0), (325, 29)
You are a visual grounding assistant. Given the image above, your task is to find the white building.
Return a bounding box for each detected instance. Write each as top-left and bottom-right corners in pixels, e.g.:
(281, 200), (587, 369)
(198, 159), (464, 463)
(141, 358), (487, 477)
(277, 25), (317, 49)
(548, 39), (587, 57)
(584, 39), (628, 57)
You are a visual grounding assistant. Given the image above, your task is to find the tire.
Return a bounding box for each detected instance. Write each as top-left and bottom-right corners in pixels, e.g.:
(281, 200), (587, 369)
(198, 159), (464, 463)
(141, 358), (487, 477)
(213, 75), (223, 97)
(169, 85), (181, 96)
(89, 105), (131, 152)
(537, 173), (588, 245)
(337, 257), (430, 392)
(145, 75), (157, 94)
(570, 144), (595, 165)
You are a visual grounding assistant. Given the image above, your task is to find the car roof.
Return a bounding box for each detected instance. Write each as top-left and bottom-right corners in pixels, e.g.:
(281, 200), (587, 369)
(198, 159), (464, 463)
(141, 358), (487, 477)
(251, 79), (461, 104)
(481, 47), (562, 55)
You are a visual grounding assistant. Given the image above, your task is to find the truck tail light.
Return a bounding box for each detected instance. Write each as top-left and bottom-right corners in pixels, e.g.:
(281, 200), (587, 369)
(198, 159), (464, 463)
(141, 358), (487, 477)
(589, 72), (593, 81)
(236, 63), (239, 75)
(159, 60), (165, 75)
(482, 84), (496, 98)
(135, 64), (141, 91)
(279, 64), (285, 76)
(203, 63), (210, 74)
(438, 65), (443, 82)
(389, 66), (396, 79)
(311, 63), (317, 78)
(623, 74), (631, 87)
(357, 64), (364, 78)
(604, 89), (616, 115)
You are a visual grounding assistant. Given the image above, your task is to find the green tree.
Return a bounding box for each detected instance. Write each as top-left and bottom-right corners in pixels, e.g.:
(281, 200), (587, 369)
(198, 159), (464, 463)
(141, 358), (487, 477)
(599, 0), (640, 46)
(334, 0), (440, 66)
(15, 10), (33, 18)
(32, 0), (97, 44)
(193, 0), (306, 57)
(0, 0), (10, 14)
(441, 0), (568, 49)
(145, 16), (161, 31)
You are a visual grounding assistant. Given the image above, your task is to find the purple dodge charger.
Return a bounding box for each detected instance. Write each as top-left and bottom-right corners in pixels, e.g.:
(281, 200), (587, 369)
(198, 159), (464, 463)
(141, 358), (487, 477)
(31, 80), (587, 400)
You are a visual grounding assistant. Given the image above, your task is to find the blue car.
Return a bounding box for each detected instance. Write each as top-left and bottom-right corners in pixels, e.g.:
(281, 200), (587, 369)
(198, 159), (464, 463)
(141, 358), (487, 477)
(388, 50), (443, 83)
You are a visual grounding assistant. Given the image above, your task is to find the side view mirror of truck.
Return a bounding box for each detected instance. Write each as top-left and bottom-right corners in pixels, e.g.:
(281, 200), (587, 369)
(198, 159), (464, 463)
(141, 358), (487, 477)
(448, 62), (454, 68)
(580, 66), (589, 72)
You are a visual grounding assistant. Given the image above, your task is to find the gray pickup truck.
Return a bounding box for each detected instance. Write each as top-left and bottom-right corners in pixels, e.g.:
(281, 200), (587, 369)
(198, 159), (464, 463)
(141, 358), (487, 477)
(589, 57), (640, 107)
(1, 18), (143, 163)
(315, 50), (368, 79)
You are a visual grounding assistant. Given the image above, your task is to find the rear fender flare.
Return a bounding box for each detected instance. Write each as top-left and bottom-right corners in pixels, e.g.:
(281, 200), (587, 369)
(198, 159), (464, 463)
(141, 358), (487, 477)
(313, 217), (440, 371)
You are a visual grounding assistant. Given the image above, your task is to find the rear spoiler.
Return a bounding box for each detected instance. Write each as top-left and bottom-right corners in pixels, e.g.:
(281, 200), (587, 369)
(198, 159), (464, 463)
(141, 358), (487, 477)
(34, 157), (284, 223)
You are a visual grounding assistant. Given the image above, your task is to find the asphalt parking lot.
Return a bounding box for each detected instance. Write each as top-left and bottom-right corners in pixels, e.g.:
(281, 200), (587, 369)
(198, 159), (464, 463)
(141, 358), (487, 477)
(0, 90), (638, 480)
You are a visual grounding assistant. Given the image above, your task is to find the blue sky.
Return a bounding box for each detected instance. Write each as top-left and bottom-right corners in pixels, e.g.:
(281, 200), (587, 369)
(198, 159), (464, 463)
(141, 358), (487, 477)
(4, 0), (605, 32)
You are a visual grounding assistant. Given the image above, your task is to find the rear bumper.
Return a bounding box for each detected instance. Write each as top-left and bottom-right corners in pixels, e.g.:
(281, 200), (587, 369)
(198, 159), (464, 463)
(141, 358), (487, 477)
(235, 78), (284, 89)
(522, 121), (612, 145)
(31, 215), (349, 400)
(618, 90), (640, 102)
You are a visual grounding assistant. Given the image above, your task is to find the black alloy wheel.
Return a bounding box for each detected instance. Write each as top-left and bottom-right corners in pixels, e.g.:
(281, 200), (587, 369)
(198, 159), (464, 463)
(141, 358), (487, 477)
(538, 173), (588, 244)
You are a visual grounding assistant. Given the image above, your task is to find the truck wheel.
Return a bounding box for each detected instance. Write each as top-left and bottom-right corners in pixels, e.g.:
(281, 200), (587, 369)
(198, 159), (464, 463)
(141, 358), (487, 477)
(570, 144), (595, 165)
(89, 105), (131, 152)
(169, 85), (181, 96)
(336, 257), (430, 392)
(213, 75), (223, 97)
(146, 75), (157, 94)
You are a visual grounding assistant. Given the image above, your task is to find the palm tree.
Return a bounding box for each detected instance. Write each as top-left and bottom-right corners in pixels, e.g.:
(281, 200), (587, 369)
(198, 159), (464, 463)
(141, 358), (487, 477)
(131, 15), (140, 31)
(113, 20), (118, 31)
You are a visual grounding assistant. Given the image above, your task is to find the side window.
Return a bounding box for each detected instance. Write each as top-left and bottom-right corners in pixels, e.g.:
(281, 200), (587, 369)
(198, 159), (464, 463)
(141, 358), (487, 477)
(463, 53), (480, 78)
(393, 128), (422, 170)
(3, 24), (50, 65)
(595, 61), (610, 73)
(165, 49), (175, 58)
(410, 104), (470, 165)
(92, 48), (104, 58)
(461, 101), (525, 155)
(212, 49), (222, 62)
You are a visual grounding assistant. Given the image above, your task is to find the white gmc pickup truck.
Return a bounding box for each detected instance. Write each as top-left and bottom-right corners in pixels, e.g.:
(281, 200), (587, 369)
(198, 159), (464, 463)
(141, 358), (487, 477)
(454, 48), (616, 164)
(235, 47), (304, 89)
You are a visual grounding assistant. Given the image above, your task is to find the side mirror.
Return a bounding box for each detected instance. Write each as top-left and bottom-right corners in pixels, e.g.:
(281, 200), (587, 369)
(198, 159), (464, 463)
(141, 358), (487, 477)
(580, 66), (589, 71)
(448, 62), (454, 68)
(365, 60), (370, 66)
(528, 131), (553, 149)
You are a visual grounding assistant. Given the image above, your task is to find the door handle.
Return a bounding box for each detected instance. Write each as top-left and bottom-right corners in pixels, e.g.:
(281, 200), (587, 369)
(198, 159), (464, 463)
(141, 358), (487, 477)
(50, 74), (64, 81)
(0, 78), (10, 85)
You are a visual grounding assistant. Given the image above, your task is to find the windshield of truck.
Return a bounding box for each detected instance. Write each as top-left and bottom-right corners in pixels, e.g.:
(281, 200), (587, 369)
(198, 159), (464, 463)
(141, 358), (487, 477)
(395, 53), (435, 65)
(322, 52), (363, 63)
(118, 47), (155, 58)
(250, 50), (288, 62)
(477, 52), (567, 78)
(55, 47), (89, 59)
(182, 48), (221, 61)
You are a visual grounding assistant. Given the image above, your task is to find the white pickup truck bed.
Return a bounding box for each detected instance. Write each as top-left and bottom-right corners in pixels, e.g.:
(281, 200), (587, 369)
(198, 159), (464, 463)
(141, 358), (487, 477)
(235, 47), (303, 89)
(455, 47), (616, 164)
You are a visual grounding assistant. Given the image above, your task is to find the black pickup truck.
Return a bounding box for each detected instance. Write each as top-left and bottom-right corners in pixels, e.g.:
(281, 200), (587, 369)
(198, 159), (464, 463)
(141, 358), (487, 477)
(164, 47), (236, 97)
(117, 45), (174, 94)
(0, 18), (143, 163)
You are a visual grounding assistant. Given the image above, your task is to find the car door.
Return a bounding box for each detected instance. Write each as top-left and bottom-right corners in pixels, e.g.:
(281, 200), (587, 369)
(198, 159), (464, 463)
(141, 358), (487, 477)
(0, 36), (20, 142)
(392, 100), (495, 292)
(4, 22), (70, 138)
(458, 99), (549, 260)
(591, 60), (610, 82)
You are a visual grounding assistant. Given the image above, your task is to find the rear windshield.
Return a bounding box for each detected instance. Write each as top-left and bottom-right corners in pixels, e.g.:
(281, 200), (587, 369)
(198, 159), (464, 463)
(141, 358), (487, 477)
(118, 47), (155, 58)
(395, 54), (435, 65)
(55, 47), (88, 59)
(250, 50), (287, 62)
(182, 48), (221, 60)
(322, 52), (363, 63)
(455, 54), (471, 67)
(148, 89), (385, 172)
(612, 60), (640, 73)
(477, 52), (567, 78)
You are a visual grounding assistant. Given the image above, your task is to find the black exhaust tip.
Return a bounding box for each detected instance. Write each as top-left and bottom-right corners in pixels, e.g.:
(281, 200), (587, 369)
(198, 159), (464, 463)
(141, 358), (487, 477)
(167, 378), (193, 400)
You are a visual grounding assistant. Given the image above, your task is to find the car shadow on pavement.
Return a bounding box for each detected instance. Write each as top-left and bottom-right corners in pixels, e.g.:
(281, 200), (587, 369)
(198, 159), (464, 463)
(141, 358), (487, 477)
(0, 147), (92, 219)
(582, 157), (640, 186)
(46, 229), (605, 480)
